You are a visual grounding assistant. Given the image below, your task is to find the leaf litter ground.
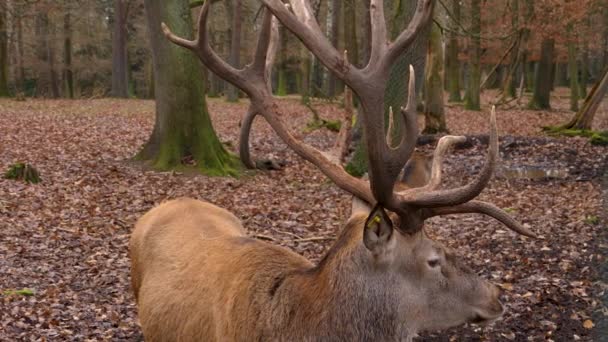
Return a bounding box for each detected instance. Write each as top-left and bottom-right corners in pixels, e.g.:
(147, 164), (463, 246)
(0, 94), (607, 341)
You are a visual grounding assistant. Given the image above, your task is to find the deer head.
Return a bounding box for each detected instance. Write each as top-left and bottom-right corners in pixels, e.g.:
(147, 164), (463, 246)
(153, 0), (535, 338)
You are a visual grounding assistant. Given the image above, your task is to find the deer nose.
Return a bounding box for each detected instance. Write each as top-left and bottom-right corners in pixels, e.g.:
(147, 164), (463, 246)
(487, 284), (504, 316)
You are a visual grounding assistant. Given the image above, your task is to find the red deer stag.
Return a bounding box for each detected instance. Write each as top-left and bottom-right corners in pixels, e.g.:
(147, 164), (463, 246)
(130, 0), (535, 340)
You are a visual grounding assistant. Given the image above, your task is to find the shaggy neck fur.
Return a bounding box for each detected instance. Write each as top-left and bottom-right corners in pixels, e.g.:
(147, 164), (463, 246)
(265, 215), (415, 341)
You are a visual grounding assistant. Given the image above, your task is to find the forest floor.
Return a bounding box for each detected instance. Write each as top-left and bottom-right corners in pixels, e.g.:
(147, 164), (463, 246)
(0, 89), (607, 341)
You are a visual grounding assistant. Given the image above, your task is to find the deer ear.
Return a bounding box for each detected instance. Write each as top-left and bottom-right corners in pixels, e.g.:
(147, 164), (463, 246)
(363, 204), (394, 254)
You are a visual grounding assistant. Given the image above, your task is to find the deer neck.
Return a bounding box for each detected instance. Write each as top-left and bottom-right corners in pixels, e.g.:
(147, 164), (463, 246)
(269, 222), (416, 340)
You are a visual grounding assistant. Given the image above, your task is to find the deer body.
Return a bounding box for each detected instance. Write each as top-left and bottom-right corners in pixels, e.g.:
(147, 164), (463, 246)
(132, 0), (535, 339)
(131, 198), (504, 341)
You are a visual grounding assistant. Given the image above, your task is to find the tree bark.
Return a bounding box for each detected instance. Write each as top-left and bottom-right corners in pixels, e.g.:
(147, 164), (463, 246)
(446, 0), (461, 102)
(277, 26), (288, 96)
(63, 7), (74, 98)
(327, 0), (341, 97)
(139, 0), (239, 176)
(112, 0), (129, 98)
(464, 0), (481, 110)
(423, 22), (447, 134)
(528, 38), (554, 110)
(0, 3), (8, 97)
(344, 0), (359, 66)
(502, 0), (519, 99)
(15, 4), (25, 93)
(42, 13), (60, 99)
(0, 3), (10, 97)
(567, 24), (579, 112)
(225, 0), (241, 102)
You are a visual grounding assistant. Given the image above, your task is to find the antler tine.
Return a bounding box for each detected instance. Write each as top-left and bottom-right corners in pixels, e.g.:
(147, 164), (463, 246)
(264, 15), (280, 93)
(369, 0), (388, 66)
(329, 51), (354, 164)
(260, 0), (356, 82)
(161, 1), (256, 94)
(386, 106), (396, 147)
(396, 65), (419, 159)
(386, 66), (419, 176)
(385, 0), (436, 66)
(397, 106), (498, 208)
(252, 7), (279, 81)
(424, 135), (467, 189)
(424, 200), (537, 238)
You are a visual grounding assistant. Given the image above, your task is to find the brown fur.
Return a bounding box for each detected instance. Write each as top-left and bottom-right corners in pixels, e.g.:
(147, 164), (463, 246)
(130, 198), (503, 341)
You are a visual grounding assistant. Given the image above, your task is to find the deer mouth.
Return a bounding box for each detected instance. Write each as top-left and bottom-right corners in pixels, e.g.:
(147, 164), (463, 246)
(469, 304), (504, 325)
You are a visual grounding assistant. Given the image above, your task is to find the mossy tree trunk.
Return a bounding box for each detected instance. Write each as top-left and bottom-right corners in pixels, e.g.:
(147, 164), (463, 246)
(423, 22), (447, 134)
(0, 3), (9, 97)
(464, 0), (481, 110)
(528, 38), (554, 110)
(138, 0), (239, 176)
(446, 0), (461, 102)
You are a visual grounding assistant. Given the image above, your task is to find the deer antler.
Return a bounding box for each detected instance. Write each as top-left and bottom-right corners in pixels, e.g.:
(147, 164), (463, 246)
(162, 3), (372, 203)
(163, 0), (534, 238)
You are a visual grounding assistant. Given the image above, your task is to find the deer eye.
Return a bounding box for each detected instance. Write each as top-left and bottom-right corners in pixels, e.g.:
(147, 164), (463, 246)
(427, 258), (441, 268)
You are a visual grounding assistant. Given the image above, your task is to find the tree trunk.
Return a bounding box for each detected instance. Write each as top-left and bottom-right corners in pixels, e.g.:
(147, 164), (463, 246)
(344, 0), (359, 66)
(502, 0), (519, 99)
(361, 0), (372, 66)
(15, 4), (25, 93)
(464, 0), (481, 110)
(561, 68), (608, 130)
(580, 49), (588, 99)
(277, 26), (288, 96)
(528, 38), (554, 110)
(0, 3), (8, 97)
(225, 0), (241, 102)
(44, 13), (60, 99)
(446, 0), (461, 102)
(300, 49), (311, 102)
(567, 25), (579, 112)
(63, 8), (74, 98)
(112, 0), (129, 98)
(554, 62), (568, 88)
(139, 0), (239, 176)
(423, 22), (447, 134)
(327, 0), (341, 97)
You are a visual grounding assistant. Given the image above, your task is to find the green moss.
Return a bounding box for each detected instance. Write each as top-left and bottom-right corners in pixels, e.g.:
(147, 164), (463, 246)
(345, 140), (368, 177)
(543, 126), (608, 146)
(2, 288), (35, 296)
(304, 119), (341, 133)
(590, 132), (608, 146)
(584, 215), (600, 225)
(4, 163), (41, 184)
(503, 207), (517, 213)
